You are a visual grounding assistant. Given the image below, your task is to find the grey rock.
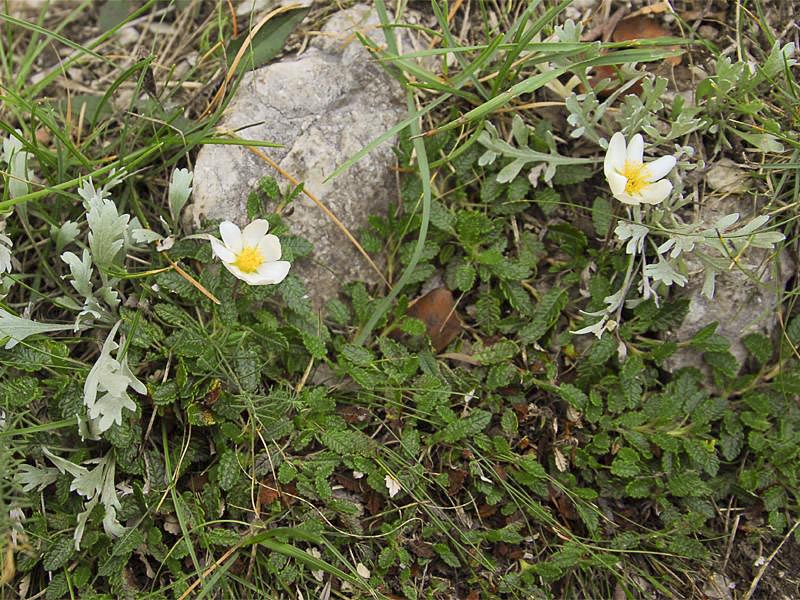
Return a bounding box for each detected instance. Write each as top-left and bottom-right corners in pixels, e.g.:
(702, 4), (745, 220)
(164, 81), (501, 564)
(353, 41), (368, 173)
(665, 193), (794, 372)
(192, 4), (405, 303)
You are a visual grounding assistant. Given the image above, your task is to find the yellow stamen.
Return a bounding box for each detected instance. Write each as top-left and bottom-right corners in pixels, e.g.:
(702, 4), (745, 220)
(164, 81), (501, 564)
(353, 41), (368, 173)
(621, 161), (651, 195)
(233, 246), (264, 273)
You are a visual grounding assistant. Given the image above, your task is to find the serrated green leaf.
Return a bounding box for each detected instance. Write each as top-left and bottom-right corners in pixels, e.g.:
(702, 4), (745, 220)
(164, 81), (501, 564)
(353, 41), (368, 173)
(558, 383), (587, 410)
(440, 409), (491, 443)
(301, 330), (327, 360)
(487, 362), (516, 390)
(341, 344), (374, 367)
(433, 543), (461, 568)
(43, 536), (74, 571)
(46, 571), (69, 600)
(320, 429), (376, 456)
(610, 448), (640, 477)
(501, 409), (518, 435)
(587, 334), (616, 366)
(625, 478), (652, 498)
(742, 332), (772, 365)
(499, 281), (534, 315)
(667, 472), (709, 497)
(218, 451), (240, 492)
(1, 376), (43, 408)
(475, 293), (501, 334)
(452, 261), (476, 292)
(552, 164), (592, 185)
(325, 298), (351, 326)
(620, 355), (643, 408)
(153, 303), (194, 328)
(278, 462), (297, 484)
(591, 196), (612, 237)
(705, 350), (739, 379)
(533, 188), (559, 216)
(517, 288), (567, 345)
(474, 339), (518, 365)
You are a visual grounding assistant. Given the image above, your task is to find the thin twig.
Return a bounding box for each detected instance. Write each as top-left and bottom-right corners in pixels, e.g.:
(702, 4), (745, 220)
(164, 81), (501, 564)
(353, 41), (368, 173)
(177, 545), (239, 600)
(200, 3), (303, 119)
(742, 518), (800, 600)
(225, 0), (238, 38)
(161, 254), (221, 304)
(721, 512), (740, 572)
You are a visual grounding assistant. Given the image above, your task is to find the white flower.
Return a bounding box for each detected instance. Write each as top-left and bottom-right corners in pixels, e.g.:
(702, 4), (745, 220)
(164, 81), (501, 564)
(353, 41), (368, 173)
(604, 132), (676, 206)
(210, 220), (291, 286)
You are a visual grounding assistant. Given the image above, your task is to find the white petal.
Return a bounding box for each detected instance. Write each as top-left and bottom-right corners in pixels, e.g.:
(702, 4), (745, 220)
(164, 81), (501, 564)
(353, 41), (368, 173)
(210, 237), (236, 263)
(604, 132), (626, 177)
(615, 191), (642, 206)
(385, 474), (401, 498)
(626, 134), (644, 163)
(223, 260), (290, 286)
(607, 171), (628, 196)
(254, 261), (291, 285)
(645, 156), (676, 181)
(221, 261), (249, 282)
(241, 219), (270, 246)
(219, 221), (243, 253)
(639, 179), (673, 205)
(257, 234), (282, 262)
(239, 271), (273, 286)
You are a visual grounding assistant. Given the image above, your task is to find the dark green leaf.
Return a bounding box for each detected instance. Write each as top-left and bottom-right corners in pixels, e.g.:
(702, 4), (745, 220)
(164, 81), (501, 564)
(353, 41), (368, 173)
(226, 7), (310, 73)
(517, 288), (567, 345)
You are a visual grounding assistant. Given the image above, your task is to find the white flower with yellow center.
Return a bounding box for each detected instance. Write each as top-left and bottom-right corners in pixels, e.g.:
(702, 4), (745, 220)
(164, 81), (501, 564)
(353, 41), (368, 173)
(604, 132), (676, 206)
(210, 220), (291, 285)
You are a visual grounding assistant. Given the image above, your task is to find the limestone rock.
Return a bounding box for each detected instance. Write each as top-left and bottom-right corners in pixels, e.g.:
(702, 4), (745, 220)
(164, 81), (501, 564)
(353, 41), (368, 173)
(665, 192), (794, 372)
(192, 4), (406, 303)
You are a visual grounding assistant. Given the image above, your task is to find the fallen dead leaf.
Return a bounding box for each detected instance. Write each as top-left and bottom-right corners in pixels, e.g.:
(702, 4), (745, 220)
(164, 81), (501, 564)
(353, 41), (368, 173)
(589, 14), (682, 95)
(554, 447), (569, 472)
(366, 490), (383, 516)
(447, 468), (468, 495)
(335, 473), (365, 493)
(258, 478), (281, 506)
(406, 287), (462, 352)
(410, 541), (435, 559)
(338, 404), (371, 424)
(612, 16), (682, 66)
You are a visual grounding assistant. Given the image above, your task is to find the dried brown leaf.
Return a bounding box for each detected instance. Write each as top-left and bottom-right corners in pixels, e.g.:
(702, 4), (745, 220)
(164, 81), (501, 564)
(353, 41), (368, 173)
(407, 288), (462, 352)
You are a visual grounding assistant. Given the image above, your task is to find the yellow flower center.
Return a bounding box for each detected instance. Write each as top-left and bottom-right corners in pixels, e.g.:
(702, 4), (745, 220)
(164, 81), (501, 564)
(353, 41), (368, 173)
(621, 161), (651, 195)
(233, 246), (264, 273)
